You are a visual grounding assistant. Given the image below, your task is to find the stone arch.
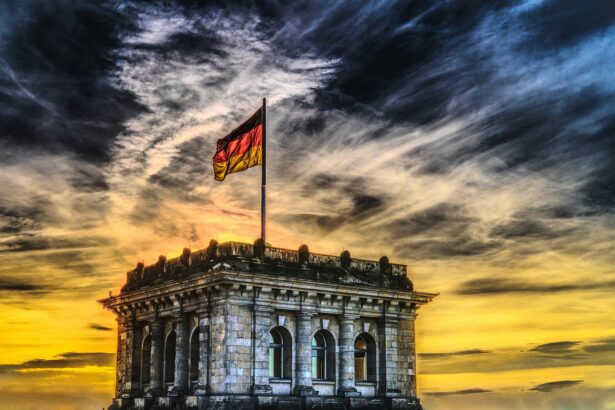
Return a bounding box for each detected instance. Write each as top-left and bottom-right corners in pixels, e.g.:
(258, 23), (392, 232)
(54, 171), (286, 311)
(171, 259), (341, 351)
(189, 327), (199, 383)
(164, 330), (176, 385)
(311, 329), (336, 381)
(269, 326), (292, 379)
(141, 334), (151, 387)
(354, 332), (377, 382)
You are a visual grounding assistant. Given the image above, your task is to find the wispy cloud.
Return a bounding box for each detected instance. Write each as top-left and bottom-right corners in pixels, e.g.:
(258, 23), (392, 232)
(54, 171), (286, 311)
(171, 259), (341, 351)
(530, 380), (582, 393)
(425, 388), (492, 397)
(419, 349), (491, 360)
(457, 278), (615, 295)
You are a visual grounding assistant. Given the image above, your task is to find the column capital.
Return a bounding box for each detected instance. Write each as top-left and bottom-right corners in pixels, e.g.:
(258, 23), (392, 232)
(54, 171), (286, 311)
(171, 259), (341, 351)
(254, 306), (274, 317)
(340, 313), (360, 322)
(195, 306), (209, 316)
(169, 315), (189, 324)
(297, 310), (315, 319)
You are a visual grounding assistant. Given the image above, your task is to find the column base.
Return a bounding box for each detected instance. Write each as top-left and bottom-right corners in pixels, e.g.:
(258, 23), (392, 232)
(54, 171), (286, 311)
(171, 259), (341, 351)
(338, 387), (362, 397)
(133, 397), (154, 410)
(168, 386), (188, 397)
(383, 388), (402, 398)
(293, 385), (318, 396)
(110, 398), (131, 409)
(252, 384), (273, 395)
(144, 387), (162, 398)
(194, 384), (210, 396)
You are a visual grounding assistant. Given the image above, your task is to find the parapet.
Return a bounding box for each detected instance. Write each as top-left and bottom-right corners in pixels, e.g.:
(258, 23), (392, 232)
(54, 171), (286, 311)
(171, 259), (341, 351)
(121, 240), (413, 293)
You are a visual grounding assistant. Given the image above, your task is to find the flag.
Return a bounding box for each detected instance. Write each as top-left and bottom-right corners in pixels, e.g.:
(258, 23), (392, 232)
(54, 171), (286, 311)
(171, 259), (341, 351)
(213, 107), (263, 181)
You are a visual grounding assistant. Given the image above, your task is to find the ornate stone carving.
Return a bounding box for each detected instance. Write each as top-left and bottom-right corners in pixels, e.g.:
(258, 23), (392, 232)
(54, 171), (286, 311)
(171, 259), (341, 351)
(253, 238), (266, 260)
(340, 250), (351, 269)
(180, 248), (191, 267)
(298, 244), (309, 266)
(379, 256), (392, 275)
(206, 239), (218, 260)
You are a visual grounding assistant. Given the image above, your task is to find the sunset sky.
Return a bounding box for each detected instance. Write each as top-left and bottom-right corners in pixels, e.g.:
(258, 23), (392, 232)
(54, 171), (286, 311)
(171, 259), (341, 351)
(1, 1), (614, 409)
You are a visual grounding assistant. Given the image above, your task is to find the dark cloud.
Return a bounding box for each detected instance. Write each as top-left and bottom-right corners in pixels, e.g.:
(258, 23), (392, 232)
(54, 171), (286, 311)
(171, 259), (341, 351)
(530, 380), (582, 393)
(0, 209), (41, 237)
(0, 278), (47, 294)
(394, 236), (502, 260)
(457, 278), (615, 295)
(583, 338), (615, 353)
(521, 0), (615, 50)
(280, 173), (388, 235)
(530, 341), (580, 354)
(260, 1), (615, 214)
(425, 388), (492, 397)
(419, 349), (491, 359)
(0, 352), (114, 374)
(0, 1), (145, 164)
(490, 219), (575, 240)
(0, 235), (112, 253)
(388, 203), (479, 237)
(89, 323), (113, 332)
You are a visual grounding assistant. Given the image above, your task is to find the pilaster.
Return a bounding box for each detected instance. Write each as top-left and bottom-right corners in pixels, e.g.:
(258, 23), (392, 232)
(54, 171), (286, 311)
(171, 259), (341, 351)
(170, 316), (189, 396)
(145, 319), (164, 397)
(293, 310), (316, 396)
(252, 302), (274, 395)
(195, 307), (210, 395)
(378, 308), (401, 397)
(338, 314), (361, 397)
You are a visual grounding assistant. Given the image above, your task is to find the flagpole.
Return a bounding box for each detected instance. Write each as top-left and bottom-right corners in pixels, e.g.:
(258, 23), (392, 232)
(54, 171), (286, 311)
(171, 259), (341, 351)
(261, 97), (266, 243)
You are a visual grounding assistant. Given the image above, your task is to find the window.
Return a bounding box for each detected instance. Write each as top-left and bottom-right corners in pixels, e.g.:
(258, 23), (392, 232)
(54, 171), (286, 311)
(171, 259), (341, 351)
(311, 332), (327, 380)
(269, 329), (283, 378)
(354, 333), (376, 382)
(189, 328), (199, 382)
(141, 335), (151, 386)
(164, 331), (176, 384)
(354, 336), (367, 381)
(269, 327), (292, 379)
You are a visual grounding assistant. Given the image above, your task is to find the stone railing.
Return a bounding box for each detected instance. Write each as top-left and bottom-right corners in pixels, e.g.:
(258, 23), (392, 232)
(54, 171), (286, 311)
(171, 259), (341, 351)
(121, 240), (411, 293)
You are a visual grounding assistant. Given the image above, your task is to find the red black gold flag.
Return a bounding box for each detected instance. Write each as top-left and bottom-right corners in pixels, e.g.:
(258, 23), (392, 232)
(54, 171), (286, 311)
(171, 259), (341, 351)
(213, 108), (263, 181)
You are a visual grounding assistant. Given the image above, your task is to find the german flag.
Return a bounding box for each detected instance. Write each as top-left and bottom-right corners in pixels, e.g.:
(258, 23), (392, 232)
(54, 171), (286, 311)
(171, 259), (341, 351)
(213, 108), (263, 181)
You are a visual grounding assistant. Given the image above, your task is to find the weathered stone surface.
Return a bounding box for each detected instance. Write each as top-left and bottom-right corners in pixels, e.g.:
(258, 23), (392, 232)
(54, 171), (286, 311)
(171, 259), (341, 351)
(100, 241), (436, 410)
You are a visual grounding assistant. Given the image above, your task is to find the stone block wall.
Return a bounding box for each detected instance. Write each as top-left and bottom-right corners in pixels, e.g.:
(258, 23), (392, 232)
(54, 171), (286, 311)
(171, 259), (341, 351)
(397, 319), (416, 397)
(209, 302), (254, 394)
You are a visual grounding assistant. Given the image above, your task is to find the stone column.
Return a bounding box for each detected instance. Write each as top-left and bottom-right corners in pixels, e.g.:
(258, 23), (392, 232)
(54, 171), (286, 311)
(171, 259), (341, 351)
(378, 314), (401, 397)
(115, 316), (126, 398)
(399, 317), (417, 398)
(293, 311), (315, 396)
(171, 317), (189, 395)
(252, 305), (273, 394)
(338, 315), (360, 397)
(146, 319), (164, 396)
(195, 309), (210, 395)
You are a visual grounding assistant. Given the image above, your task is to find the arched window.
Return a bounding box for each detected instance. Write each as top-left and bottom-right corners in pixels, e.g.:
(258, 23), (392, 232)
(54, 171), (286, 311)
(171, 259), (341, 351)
(269, 326), (292, 379)
(189, 328), (199, 383)
(141, 335), (151, 386)
(354, 333), (376, 381)
(312, 330), (335, 380)
(164, 331), (176, 384)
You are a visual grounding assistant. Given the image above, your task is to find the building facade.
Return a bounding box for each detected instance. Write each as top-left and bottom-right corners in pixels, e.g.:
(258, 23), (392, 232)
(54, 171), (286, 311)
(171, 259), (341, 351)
(100, 240), (436, 410)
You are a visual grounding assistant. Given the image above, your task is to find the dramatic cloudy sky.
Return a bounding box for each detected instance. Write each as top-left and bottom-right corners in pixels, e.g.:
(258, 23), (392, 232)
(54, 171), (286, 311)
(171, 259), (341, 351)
(1, 1), (614, 409)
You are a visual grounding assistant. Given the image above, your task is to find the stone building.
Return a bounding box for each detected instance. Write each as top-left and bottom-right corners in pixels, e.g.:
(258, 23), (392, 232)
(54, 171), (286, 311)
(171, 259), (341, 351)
(100, 239), (436, 410)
